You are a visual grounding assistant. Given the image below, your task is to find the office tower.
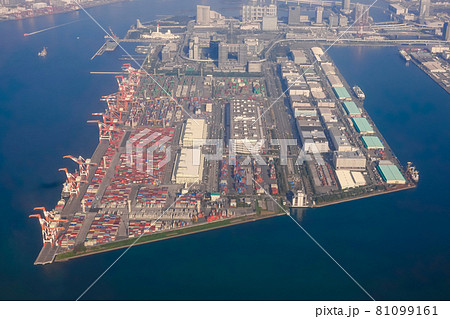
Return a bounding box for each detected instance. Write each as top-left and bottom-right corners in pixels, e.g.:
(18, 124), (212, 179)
(196, 5), (211, 25)
(288, 6), (301, 25)
(316, 6), (323, 24)
(419, 0), (430, 19)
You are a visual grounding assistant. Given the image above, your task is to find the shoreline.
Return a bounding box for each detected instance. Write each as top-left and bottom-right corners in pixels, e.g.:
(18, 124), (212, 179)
(409, 56), (450, 95)
(55, 212), (285, 262)
(312, 184), (416, 208)
(0, 0), (129, 23)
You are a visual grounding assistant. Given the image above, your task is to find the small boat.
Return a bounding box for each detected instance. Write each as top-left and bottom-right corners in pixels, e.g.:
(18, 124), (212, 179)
(38, 47), (47, 57)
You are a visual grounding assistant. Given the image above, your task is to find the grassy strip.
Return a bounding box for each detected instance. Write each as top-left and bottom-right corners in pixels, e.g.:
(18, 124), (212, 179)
(55, 213), (282, 261)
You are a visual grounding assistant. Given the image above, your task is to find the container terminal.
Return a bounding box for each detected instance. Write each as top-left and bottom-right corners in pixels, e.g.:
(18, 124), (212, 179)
(30, 3), (423, 265)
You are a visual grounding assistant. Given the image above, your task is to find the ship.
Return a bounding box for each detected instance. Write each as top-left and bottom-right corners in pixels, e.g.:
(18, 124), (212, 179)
(38, 47), (47, 57)
(352, 85), (365, 100)
(407, 162), (419, 183)
(399, 49), (411, 62)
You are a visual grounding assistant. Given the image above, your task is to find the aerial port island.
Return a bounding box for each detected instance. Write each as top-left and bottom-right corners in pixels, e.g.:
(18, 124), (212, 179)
(30, 0), (450, 265)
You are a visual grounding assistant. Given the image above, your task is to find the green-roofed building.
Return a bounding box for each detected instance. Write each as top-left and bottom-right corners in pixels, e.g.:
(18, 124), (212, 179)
(377, 164), (406, 184)
(343, 101), (361, 116)
(332, 87), (351, 101)
(352, 118), (374, 134)
(362, 136), (384, 149)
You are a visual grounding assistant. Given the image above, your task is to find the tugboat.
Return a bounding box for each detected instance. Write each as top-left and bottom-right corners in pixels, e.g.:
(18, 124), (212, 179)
(407, 162), (419, 183)
(38, 47), (47, 57)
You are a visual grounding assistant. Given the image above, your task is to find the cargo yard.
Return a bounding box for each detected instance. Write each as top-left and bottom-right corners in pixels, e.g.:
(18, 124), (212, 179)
(30, 3), (422, 265)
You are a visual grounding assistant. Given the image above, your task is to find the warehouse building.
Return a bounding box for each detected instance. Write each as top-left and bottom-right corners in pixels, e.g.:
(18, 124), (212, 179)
(335, 170), (367, 189)
(333, 150), (366, 170)
(377, 164), (406, 184)
(328, 127), (352, 152)
(321, 63), (336, 75)
(327, 74), (343, 88)
(301, 130), (329, 153)
(181, 118), (207, 148)
(317, 99), (336, 108)
(342, 101), (362, 117)
(332, 87), (352, 101)
(361, 136), (384, 150)
(352, 118), (375, 134)
(290, 50), (308, 64)
(230, 99), (263, 154)
(175, 148), (204, 184)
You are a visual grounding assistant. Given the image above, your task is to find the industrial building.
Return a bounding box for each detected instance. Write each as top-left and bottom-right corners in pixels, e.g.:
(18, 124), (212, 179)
(361, 136), (384, 150)
(327, 74), (344, 87)
(174, 148), (204, 184)
(230, 99), (263, 154)
(335, 170), (366, 189)
(377, 164), (406, 184)
(180, 118), (207, 148)
(342, 101), (361, 116)
(333, 87), (352, 100)
(328, 127), (352, 151)
(333, 150), (366, 170)
(321, 63), (336, 75)
(352, 117), (375, 134)
(290, 50), (308, 64)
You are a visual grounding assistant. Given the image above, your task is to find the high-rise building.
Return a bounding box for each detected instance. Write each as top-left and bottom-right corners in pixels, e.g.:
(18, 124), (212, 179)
(315, 6), (323, 24)
(339, 14), (348, 27)
(241, 4), (277, 22)
(218, 43), (248, 68)
(196, 5), (211, 25)
(354, 3), (370, 25)
(419, 0), (430, 19)
(342, 0), (351, 12)
(329, 14), (339, 27)
(262, 16), (278, 31)
(288, 6), (301, 25)
(443, 22), (450, 41)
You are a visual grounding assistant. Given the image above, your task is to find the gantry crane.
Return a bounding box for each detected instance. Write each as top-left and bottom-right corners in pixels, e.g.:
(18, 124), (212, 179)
(29, 207), (67, 247)
(63, 155), (97, 180)
(87, 116), (115, 141)
(59, 168), (86, 197)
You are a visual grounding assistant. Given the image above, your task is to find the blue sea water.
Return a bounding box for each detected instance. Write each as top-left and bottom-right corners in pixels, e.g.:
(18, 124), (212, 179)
(0, 0), (449, 301)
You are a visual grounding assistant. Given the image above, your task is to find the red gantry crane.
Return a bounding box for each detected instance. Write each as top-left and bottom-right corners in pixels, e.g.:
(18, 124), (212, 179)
(29, 207), (67, 247)
(87, 112), (116, 141)
(63, 155), (97, 180)
(59, 167), (87, 197)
